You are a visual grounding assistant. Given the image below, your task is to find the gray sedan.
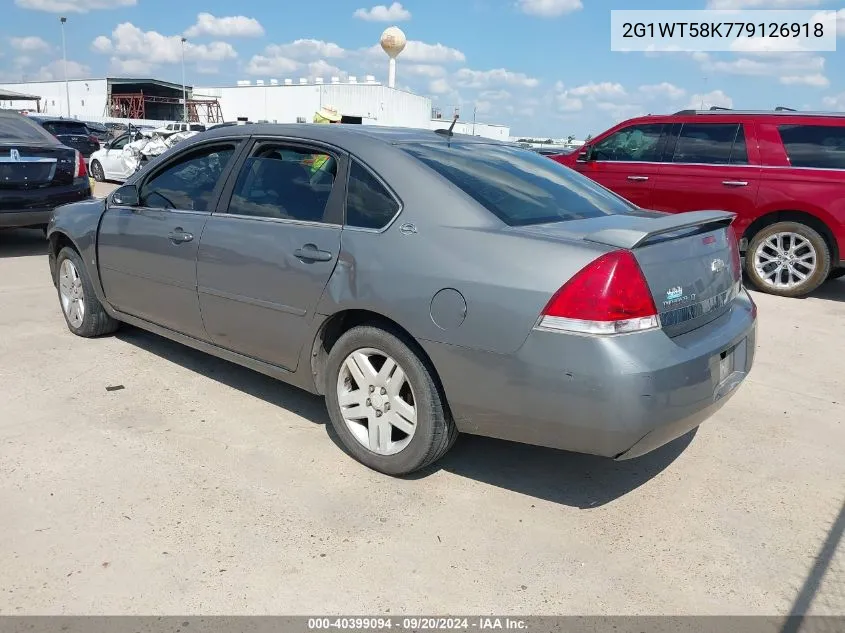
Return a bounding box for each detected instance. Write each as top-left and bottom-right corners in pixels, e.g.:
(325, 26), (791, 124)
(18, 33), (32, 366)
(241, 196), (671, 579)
(47, 124), (757, 475)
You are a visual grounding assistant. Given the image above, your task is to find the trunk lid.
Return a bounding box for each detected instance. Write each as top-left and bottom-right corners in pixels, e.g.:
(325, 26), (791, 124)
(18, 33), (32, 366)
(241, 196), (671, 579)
(0, 144), (77, 189)
(511, 210), (740, 336)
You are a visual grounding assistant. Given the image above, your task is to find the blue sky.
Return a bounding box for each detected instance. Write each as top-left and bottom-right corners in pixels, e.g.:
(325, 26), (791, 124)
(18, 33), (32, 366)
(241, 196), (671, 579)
(3, 0), (844, 137)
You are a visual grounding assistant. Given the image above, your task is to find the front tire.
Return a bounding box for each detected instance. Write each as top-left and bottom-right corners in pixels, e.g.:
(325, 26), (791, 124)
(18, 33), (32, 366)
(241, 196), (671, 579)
(745, 222), (830, 297)
(324, 325), (457, 476)
(90, 160), (105, 182)
(55, 247), (119, 338)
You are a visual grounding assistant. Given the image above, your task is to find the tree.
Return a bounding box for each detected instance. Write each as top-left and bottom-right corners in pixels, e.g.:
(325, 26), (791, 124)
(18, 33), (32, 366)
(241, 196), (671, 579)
(566, 135), (574, 144)
(585, 134), (592, 142)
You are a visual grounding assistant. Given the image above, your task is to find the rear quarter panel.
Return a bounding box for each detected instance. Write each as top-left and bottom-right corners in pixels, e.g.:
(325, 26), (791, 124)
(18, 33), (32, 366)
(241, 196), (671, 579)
(317, 146), (607, 355)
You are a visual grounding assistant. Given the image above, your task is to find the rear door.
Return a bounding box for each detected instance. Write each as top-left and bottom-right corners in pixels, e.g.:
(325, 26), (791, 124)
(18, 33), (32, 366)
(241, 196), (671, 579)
(97, 140), (243, 339)
(650, 121), (761, 219)
(571, 122), (667, 208)
(196, 139), (346, 371)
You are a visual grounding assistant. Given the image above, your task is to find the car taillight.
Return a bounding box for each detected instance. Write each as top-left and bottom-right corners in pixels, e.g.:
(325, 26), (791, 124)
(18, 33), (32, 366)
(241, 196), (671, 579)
(89, 135), (99, 144)
(73, 150), (87, 178)
(727, 225), (742, 280)
(538, 250), (660, 336)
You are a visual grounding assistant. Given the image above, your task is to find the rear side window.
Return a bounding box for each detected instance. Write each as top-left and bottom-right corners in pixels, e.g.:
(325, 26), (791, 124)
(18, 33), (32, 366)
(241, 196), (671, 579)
(41, 121), (89, 136)
(345, 161), (399, 229)
(402, 142), (636, 226)
(778, 125), (845, 170)
(671, 123), (748, 165)
(0, 114), (55, 142)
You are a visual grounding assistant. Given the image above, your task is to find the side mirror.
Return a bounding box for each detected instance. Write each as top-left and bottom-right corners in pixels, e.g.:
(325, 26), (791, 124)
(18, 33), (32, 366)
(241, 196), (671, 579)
(103, 142), (111, 150)
(576, 146), (593, 162)
(111, 184), (139, 207)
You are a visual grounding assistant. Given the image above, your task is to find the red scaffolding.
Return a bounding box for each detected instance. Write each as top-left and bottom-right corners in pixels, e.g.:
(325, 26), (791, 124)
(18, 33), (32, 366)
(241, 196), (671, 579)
(105, 92), (224, 123)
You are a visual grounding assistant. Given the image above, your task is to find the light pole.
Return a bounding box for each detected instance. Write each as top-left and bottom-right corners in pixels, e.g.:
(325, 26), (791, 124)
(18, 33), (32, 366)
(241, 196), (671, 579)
(180, 37), (187, 123)
(60, 17), (70, 118)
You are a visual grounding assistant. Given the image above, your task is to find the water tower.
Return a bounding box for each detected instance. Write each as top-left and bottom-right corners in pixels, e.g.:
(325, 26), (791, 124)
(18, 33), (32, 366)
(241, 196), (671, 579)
(380, 26), (406, 89)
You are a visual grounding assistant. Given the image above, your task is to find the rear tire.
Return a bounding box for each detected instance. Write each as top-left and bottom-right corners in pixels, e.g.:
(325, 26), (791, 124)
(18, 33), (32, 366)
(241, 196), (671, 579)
(745, 222), (830, 298)
(55, 246), (119, 338)
(324, 325), (457, 476)
(90, 160), (105, 182)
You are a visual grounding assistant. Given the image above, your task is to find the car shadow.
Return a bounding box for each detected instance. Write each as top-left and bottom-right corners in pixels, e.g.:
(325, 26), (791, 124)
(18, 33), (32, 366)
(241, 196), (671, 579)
(0, 228), (47, 258)
(117, 324), (694, 508)
(812, 278), (845, 303)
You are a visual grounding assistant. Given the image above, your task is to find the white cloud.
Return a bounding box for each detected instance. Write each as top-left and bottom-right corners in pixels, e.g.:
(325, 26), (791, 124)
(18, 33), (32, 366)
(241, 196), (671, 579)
(428, 78), (453, 95)
(268, 39), (346, 60)
(811, 9), (845, 37)
(687, 90), (733, 110)
(14, 56), (34, 68)
(454, 67), (539, 89)
(362, 40), (465, 64)
(404, 64), (447, 78)
(184, 13), (265, 39)
(568, 81), (627, 99)
(15, 0), (136, 12)
(110, 57), (155, 76)
(93, 22), (238, 69)
(781, 74), (829, 87)
(479, 89), (512, 101)
(245, 54), (300, 76)
(32, 58), (90, 80)
(306, 60), (346, 79)
(10, 36), (51, 53)
(639, 82), (686, 100)
(822, 93), (845, 110)
(556, 94), (583, 112)
(354, 2), (411, 22)
(517, 0), (583, 17)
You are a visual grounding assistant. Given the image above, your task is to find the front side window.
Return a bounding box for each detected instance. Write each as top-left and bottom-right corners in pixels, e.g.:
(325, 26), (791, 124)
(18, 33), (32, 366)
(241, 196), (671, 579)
(226, 144), (338, 222)
(110, 135), (129, 151)
(139, 144), (236, 211)
(402, 142), (637, 227)
(778, 124), (845, 170)
(671, 123), (747, 165)
(592, 124), (665, 162)
(345, 160), (399, 229)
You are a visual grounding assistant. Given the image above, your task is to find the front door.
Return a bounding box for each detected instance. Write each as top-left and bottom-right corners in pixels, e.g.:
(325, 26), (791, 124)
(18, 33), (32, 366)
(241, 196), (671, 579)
(650, 122), (761, 219)
(197, 140), (346, 371)
(100, 133), (130, 179)
(573, 122), (667, 208)
(97, 141), (242, 339)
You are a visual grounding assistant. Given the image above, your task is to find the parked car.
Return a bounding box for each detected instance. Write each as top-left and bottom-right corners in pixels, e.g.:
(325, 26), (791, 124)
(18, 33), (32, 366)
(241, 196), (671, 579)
(0, 110), (91, 231)
(554, 108), (845, 297)
(47, 124), (756, 475)
(152, 122), (206, 137)
(28, 116), (100, 160)
(83, 121), (111, 144)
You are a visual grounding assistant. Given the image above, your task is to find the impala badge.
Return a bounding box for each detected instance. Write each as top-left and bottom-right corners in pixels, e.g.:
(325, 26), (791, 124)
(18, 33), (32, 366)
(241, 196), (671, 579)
(10, 149), (20, 162)
(711, 258), (726, 274)
(666, 286), (683, 301)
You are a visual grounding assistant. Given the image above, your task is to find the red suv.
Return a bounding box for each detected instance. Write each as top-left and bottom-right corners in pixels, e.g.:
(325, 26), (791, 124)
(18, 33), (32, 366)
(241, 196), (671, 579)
(554, 109), (845, 297)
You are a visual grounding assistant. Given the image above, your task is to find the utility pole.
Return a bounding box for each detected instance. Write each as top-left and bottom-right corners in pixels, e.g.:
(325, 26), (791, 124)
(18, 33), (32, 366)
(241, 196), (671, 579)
(181, 37), (188, 122)
(472, 105), (477, 136)
(60, 17), (70, 117)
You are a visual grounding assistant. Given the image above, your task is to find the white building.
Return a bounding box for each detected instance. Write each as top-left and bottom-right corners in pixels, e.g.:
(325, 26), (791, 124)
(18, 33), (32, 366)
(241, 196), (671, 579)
(0, 75), (511, 141)
(195, 78), (510, 140)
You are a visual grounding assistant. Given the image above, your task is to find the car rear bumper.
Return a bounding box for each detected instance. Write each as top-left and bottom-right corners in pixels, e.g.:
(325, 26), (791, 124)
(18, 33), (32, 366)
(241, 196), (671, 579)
(423, 288), (757, 460)
(0, 180), (91, 229)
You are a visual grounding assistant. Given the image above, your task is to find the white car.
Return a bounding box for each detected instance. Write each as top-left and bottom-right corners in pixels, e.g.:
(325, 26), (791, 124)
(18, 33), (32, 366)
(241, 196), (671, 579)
(88, 131), (137, 183)
(153, 122), (206, 137)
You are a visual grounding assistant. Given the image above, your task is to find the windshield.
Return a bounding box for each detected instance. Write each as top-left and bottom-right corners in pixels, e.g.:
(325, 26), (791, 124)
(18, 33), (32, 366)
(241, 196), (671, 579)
(41, 121), (89, 136)
(402, 142), (636, 226)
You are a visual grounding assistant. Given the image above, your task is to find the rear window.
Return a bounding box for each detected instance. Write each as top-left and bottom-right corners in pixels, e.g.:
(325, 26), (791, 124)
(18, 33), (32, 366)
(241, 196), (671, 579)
(41, 121), (89, 136)
(778, 124), (845, 170)
(0, 114), (56, 143)
(402, 142), (636, 226)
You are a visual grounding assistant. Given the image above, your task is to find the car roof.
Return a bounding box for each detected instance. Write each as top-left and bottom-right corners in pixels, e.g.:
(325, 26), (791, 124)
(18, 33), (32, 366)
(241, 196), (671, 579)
(618, 110), (845, 127)
(29, 116), (87, 124)
(199, 122), (510, 150)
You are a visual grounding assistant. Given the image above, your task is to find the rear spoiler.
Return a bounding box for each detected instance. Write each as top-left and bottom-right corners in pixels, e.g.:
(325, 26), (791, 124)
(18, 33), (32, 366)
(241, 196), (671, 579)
(584, 210), (736, 250)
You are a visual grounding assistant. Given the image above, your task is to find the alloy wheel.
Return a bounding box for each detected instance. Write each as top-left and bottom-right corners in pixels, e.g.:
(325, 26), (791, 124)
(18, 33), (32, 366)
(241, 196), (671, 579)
(336, 347), (417, 456)
(753, 231), (818, 290)
(59, 258), (86, 328)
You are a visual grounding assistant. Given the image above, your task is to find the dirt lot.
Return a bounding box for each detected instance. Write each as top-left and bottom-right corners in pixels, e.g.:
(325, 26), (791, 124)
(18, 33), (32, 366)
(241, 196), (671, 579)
(0, 189), (843, 615)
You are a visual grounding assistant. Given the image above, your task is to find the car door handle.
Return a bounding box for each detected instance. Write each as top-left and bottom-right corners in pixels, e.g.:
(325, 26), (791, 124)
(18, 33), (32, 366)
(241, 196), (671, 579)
(294, 244), (333, 262)
(168, 228), (193, 244)
(722, 180), (749, 187)
(627, 175), (649, 181)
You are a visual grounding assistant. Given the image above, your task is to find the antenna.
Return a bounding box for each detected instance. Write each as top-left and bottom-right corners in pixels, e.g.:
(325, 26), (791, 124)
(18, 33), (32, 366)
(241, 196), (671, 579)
(435, 113), (459, 138)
